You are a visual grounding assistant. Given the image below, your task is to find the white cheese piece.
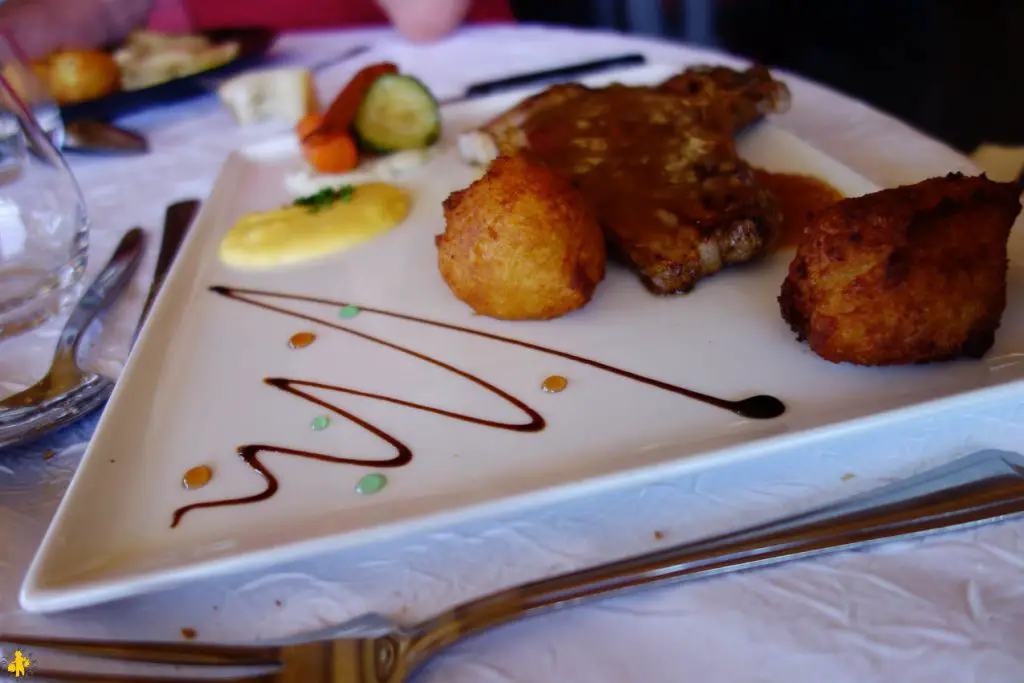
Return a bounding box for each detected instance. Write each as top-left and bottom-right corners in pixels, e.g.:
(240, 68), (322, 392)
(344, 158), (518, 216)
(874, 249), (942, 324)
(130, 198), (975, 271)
(217, 67), (319, 127)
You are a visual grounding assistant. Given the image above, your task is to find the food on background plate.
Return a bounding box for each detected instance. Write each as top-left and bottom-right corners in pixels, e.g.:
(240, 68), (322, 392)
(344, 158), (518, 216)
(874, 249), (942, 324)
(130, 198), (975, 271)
(779, 173), (1022, 366)
(217, 67), (319, 126)
(461, 64), (791, 295)
(295, 62), (441, 175)
(219, 182), (410, 269)
(18, 30), (241, 105)
(436, 154), (606, 321)
(113, 30), (240, 91)
(23, 49), (121, 104)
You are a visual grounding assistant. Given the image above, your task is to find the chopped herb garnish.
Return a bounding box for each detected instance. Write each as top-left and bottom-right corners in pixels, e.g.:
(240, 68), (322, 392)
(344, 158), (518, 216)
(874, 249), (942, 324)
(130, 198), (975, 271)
(293, 184), (355, 213)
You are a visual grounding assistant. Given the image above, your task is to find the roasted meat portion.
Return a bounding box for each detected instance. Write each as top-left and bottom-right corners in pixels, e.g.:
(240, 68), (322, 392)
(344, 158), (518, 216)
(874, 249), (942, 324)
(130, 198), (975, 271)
(466, 65), (791, 294)
(779, 173), (1022, 366)
(658, 64), (791, 132)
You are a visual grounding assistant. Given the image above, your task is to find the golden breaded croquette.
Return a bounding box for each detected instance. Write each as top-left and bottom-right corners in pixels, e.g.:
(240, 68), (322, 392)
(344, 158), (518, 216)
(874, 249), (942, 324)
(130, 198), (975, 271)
(436, 154), (606, 321)
(779, 173), (1022, 366)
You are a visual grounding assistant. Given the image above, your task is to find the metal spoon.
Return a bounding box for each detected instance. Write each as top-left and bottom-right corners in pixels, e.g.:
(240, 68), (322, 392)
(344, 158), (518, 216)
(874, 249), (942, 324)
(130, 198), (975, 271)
(0, 228), (145, 447)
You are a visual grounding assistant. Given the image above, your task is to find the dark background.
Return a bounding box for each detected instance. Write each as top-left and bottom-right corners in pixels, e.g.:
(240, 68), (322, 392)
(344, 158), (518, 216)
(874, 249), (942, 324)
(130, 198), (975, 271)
(509, 0), (1023, 154)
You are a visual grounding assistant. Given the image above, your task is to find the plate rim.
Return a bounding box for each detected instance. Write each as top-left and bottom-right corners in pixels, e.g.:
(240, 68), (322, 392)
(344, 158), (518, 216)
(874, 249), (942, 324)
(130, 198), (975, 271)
(22, 373), (1024, 612)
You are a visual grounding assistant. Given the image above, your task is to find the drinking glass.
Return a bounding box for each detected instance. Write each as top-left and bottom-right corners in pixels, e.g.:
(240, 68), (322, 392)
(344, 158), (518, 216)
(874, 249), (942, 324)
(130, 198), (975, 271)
(0, 34), (88, 339)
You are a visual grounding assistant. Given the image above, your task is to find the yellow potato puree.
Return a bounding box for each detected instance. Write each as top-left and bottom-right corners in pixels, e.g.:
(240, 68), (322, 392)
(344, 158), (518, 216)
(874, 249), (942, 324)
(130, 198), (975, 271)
(219, 183), (410, 269)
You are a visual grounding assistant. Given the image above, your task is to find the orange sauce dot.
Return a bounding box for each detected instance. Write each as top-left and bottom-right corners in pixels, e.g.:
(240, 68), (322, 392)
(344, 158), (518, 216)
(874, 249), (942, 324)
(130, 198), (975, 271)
(183, 465), (213, 490)
(288, 331), (317, 349)
(542, 375), (568, 393)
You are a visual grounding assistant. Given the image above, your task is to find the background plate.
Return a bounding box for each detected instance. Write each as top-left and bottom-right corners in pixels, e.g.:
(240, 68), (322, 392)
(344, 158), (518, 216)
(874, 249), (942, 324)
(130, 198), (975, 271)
(59, 27), (278, 123)
(21, 64), (1024, 612)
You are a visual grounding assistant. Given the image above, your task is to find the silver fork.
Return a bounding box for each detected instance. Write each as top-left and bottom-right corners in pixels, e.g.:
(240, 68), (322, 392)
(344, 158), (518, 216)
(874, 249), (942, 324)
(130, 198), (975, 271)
(0, 228), (144, 446)
(5, 448), (1024, 682)
(0, 200), (199, 449)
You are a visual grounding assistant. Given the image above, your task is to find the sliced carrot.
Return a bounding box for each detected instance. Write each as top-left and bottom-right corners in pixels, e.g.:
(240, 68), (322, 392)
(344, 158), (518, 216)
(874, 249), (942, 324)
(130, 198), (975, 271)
(301, 130), (359, 174)
(295, 112), (323, 140)
(310, 61), (399, 138)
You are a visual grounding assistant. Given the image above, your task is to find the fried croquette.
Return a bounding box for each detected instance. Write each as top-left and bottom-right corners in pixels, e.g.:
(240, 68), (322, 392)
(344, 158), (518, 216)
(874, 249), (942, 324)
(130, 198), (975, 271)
(436, 154), (606, 321)
(779, 173), (1022, 366)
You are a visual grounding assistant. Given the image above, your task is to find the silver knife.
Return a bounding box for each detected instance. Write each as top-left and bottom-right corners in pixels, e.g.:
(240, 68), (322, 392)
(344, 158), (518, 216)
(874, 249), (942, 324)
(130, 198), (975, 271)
(310, 44), (371, 73)
(438, 53), (647, 106)
(62, 120), (149, 156)
(133, 199), (200, 342)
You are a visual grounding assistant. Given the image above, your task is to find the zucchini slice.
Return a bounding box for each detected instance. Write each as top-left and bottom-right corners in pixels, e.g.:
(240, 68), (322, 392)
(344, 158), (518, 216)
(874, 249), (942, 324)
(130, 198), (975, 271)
(354, 74), (440, 152)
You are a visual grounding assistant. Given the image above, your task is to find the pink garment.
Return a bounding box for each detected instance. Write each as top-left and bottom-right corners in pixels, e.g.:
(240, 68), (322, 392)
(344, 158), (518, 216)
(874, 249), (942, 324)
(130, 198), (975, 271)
(146, 0), (513, 33)
(146, 0), (191, 32)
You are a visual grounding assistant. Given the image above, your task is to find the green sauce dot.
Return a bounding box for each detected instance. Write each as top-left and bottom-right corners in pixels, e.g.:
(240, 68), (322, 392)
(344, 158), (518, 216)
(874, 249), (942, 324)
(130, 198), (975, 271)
(339, 305), (360, 319)
(355, 473), (388, 495)
(310, 415), (331, 431)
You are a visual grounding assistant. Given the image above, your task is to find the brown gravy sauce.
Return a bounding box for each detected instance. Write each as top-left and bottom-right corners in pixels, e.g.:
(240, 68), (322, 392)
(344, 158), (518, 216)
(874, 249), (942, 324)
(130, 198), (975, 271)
(171, 286), (786, 528)
(754, 169), (844, 249)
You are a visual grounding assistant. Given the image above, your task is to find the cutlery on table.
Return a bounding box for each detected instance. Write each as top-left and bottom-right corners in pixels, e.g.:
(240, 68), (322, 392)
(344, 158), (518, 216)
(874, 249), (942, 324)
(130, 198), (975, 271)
(0, 228), (144, 423)
(0, 199), (200, 449)
(438, 52), (647, 106)
(6, 448), (1023, 682)
(198, 44), (369, 94)
(23, 118), (150, 157)
(62, 120), (150, 156)
(135, 199), (199, 340)
(309, 44), (372, 73)
(303, 52), (642, 139)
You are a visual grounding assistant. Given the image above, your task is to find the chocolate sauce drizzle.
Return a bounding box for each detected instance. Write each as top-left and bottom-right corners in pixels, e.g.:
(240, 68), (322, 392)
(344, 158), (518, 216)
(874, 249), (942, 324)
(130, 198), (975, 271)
(170, 286), (785, 528)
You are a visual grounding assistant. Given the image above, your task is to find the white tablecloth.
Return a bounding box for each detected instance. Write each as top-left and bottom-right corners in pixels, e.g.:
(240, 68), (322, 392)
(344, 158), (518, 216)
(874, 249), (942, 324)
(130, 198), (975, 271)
(2, 25), (1023, 682)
